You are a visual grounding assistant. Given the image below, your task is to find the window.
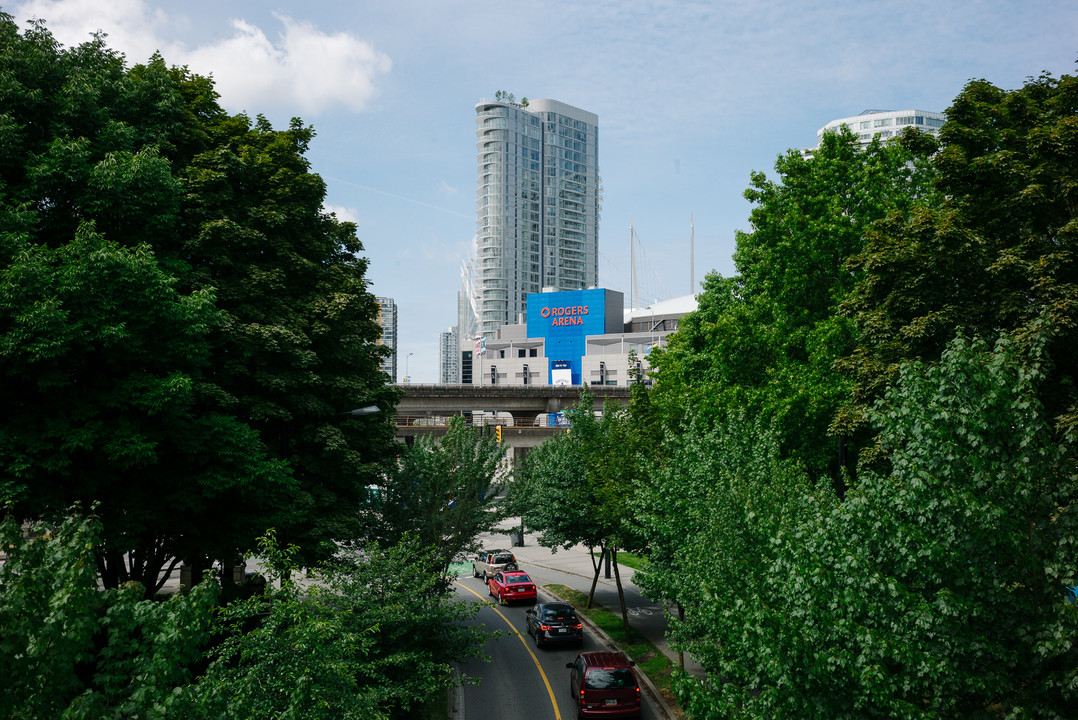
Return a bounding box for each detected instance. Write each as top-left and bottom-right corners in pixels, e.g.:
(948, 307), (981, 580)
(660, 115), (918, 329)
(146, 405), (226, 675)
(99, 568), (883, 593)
(529, 348), (537, 357)
(518, 348), (526, 358)
(522, 364), (529, 385)
(873, 118), (892, 128)
(490, 365), (497, 385)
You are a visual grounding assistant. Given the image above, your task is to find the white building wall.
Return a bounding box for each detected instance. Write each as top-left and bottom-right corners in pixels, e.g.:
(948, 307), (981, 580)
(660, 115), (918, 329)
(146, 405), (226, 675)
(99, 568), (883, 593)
(815, 109), (946, 147)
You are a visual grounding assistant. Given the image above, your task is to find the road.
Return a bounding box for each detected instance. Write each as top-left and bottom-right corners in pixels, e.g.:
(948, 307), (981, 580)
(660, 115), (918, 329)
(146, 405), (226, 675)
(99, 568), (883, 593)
(451, 567), (661, 720)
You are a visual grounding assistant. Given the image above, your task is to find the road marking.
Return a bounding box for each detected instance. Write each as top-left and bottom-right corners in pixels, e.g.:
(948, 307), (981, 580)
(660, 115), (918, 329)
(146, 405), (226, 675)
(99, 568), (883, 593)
(455, 579), (562, 720)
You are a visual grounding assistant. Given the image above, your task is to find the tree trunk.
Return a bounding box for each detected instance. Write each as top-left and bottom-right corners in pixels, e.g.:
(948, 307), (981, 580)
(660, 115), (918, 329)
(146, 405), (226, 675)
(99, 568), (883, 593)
(611, 547), (631, 642)
(587, 542), (604, 608)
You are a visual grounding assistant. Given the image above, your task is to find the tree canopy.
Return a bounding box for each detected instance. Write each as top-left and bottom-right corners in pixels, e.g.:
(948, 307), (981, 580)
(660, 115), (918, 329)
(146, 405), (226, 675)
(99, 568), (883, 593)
(634, 68), (1078, 719)
(373, 416), (508, 578)
(648, 127), (939, 484)
(0, 13), (398, 592)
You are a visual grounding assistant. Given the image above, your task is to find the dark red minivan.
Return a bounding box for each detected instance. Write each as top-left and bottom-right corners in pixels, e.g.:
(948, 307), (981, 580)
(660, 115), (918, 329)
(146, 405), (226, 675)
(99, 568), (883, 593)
(565, 651), (641, 719)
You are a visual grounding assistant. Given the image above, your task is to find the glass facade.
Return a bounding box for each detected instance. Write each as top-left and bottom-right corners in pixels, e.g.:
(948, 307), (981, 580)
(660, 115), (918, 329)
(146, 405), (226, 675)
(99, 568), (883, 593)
(474, 99), (601, 338)
(375, 297), (398, 382)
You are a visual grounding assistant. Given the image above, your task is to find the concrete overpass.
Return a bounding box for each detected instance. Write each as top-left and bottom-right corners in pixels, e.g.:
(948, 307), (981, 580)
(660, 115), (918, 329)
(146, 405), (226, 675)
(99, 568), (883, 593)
(395, 383), (632, 419)
(392, 384), (634, 455)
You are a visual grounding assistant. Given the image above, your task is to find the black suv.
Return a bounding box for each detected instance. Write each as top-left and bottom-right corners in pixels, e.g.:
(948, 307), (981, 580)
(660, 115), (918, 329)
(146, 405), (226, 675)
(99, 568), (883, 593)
(525, 602), (584, 648)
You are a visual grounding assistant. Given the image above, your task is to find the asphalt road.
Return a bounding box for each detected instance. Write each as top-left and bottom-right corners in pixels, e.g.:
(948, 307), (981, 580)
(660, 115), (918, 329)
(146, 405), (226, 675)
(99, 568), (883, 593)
(451, 568), (660, 720)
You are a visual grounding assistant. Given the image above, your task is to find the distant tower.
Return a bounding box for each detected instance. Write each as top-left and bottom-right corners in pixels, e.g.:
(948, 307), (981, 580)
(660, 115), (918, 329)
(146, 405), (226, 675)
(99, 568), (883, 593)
(816, 109), (946, 148)
(473, 97), (601, 338)
(438, 327), (459, 384)
(375, 297), (398, 382)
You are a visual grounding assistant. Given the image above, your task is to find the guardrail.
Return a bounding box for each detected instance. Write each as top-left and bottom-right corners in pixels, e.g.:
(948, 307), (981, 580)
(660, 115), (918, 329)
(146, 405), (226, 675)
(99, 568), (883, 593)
(393, 414), (570, 429)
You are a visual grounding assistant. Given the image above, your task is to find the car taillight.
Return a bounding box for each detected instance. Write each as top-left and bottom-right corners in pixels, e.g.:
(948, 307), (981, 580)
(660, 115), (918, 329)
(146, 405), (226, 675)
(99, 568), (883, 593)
(540, 624), (552, 631)
(573, 623), (582, 630)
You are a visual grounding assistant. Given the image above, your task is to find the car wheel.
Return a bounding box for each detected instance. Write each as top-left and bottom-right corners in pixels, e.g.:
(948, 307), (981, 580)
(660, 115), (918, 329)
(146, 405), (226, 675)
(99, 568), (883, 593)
(473, 565), (480, 579)
(497, 588), (503, 603)
(535, 630), (543, 649)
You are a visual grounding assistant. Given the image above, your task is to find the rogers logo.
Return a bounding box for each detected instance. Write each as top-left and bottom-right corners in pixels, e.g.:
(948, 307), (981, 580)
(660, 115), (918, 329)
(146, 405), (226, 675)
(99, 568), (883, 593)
(540, 305), (589, 318)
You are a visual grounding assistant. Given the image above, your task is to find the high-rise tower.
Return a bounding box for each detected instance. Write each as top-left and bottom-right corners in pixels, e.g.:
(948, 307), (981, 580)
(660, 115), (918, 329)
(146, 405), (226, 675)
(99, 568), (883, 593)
(473, 97), (601, 338)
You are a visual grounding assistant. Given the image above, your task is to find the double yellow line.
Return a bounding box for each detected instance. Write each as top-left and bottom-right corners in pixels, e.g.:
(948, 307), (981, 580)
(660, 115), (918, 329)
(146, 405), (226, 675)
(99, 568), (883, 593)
(455, 579), (563, 720)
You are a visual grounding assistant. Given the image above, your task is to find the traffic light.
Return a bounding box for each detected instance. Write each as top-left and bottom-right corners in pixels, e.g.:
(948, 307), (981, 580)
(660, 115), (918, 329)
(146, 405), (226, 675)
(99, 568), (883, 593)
(495, 425), (502, 442)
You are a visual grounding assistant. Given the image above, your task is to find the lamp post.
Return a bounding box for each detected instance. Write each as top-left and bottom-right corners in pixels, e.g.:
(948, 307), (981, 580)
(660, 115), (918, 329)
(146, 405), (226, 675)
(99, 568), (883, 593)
(404, 352), (414, 384)
(339, 405), (381, 417)
(643, 305), (658, 351)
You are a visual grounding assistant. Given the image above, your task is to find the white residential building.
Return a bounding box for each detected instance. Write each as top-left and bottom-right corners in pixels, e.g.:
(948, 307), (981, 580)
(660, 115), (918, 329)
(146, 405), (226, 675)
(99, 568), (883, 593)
(816, 109), (946, 147)
(472, 97), (602, 338)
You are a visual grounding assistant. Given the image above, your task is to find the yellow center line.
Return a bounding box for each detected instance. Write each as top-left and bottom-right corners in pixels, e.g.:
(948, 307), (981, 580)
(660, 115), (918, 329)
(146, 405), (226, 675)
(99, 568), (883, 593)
(455, 579), (562, 720)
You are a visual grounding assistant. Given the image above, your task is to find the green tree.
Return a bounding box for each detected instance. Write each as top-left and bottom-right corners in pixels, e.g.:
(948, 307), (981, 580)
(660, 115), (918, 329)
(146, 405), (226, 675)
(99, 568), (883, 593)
(0, 14), (396, 590)
(679, 333), (1078, 718)
(0, 508), (218, 719)
(188, 535), (490, 720)
(649, 127), (939, 486)
(373, 416), (507, 577)
(840, 70), (1078, 449)
(515, 392), (642, 638)
(630, 411), (833, 714)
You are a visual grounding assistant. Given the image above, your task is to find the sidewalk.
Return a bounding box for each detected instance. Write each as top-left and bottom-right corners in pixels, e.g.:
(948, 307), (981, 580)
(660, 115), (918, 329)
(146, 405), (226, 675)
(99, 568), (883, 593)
(480, 519), (706, 684)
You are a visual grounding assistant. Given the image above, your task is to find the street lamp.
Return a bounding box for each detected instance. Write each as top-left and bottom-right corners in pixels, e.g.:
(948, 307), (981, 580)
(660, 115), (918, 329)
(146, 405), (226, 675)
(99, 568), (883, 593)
(404, 352), (414, 384)
(339, 405), (381, 417)
(643, 305), (658, 350)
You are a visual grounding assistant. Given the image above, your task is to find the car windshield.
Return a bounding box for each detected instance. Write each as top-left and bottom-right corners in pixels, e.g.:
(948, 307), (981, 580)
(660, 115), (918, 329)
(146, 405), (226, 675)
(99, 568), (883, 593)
(493, 555), (514, 564)
(585, 668), (635, 690)
(542, 608), (576, 621)
(506, 574), (531, 584)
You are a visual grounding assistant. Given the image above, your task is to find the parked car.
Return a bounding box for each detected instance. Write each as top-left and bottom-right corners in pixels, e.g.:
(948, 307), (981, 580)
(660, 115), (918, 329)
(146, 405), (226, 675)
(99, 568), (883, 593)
(566, 651), (641, 719)
(487, 570), (537, 604)
(472, 549), (518, 580)
(526, 602), (583, 648)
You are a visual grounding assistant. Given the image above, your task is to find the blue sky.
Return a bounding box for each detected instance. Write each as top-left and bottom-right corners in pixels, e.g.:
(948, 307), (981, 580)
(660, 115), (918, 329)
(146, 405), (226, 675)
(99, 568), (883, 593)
(8, 0), (1076, 382)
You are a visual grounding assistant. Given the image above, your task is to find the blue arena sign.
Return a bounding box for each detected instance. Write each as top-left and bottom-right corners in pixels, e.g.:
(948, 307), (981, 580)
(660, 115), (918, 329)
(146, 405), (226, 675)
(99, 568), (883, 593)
(527, 288), (623, 385)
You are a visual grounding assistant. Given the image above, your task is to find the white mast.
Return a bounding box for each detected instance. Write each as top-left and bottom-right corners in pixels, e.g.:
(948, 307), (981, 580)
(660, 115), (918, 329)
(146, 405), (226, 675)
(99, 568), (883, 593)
(690, 214), (694, 295)
(630, 215), (637, 311)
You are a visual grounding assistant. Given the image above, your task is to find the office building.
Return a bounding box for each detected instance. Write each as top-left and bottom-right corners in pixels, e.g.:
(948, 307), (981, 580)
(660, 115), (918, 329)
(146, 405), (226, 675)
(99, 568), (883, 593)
(472, 97), (602, 339)
(375, 296), (398, 382)
(816, 109), (945, 148)
(438, 327), (459, 384)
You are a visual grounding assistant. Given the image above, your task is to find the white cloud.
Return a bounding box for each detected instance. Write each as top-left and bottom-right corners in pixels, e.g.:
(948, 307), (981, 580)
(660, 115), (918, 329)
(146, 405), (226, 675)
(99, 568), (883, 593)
(13, 0), (171, 63)
(12, 0), (391, 117)
(184, 14), (391, 116)
(323, 204), (359, 224)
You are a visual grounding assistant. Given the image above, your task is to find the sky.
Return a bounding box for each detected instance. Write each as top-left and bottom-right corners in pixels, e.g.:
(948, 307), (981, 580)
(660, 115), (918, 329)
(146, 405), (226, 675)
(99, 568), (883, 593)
(7, 0), (1076, 382)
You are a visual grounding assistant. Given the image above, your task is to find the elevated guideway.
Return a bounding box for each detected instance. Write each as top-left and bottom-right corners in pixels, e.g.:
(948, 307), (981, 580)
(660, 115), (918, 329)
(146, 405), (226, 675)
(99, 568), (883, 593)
(393, 384), (634, 451)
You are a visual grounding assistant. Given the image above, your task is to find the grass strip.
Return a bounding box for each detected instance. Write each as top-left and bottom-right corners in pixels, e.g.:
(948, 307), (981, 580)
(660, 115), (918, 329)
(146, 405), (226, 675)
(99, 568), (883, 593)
(588, 551), (650, 572)
(545, 583), (685, 719)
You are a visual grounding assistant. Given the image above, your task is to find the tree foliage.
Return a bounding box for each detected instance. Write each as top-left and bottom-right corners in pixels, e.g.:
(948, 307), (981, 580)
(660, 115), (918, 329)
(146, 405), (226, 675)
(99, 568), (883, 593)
(0, 509), (218, 720)
(188, 534), (490, 720)
(670, 334), (1078, 719)
(373, 416), (507, 577)
(0, 13), (397, 591)
(648, 127), (939, 484)
(514, 391), (647, 636)
(0, 511), (491, 720)
(840, 70), (1078, 446)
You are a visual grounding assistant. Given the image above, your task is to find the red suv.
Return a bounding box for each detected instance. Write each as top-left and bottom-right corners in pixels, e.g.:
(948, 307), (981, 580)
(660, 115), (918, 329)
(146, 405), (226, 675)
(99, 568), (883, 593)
(565, 651), (641, 719)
